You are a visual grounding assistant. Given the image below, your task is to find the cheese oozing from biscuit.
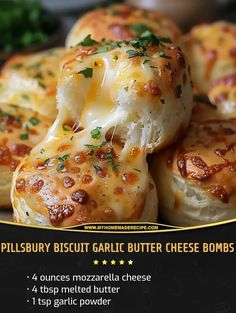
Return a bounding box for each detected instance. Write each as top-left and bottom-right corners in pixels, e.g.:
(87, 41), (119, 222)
(12, 34), (193, 226)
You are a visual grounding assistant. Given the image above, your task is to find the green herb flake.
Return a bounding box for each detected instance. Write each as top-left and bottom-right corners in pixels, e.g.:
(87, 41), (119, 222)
(80, 34), (98, 46)
(21, 94), (29, 100)
(91, 127), (102, 139)
(159, 51), (172, 59)
(78, 68), (93, 78)
(143, 59), (150, 64)
(29, 117), (40, 126)
(40, 148), (45, 154)
(94, 46), (110, 54)
(126, 49), (140, 58)
(62, 123), (70, 131)
(133, 168), (141, 172)
(10, 63), (23, 70)
(56, 154), (70, 171)
(85, 141), (107, 149)
(113, 55), (119, 61)
(124, 86), (129, 92)
(130, 23), (150, 36)
(93, 164), (102, 173)
(20, 133), (29, 140)
(108, 159), (119, 172)
(104, 152), (113, 160)
(44, 158), (51, 165)
(38, 81), (46, 89)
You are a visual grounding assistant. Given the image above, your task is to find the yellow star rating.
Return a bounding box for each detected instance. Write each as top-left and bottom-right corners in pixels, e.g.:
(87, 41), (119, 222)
(92, 259), (134, 266)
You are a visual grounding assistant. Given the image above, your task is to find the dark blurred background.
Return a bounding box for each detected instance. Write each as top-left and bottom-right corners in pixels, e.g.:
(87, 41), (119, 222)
(0, 0), (235, 61)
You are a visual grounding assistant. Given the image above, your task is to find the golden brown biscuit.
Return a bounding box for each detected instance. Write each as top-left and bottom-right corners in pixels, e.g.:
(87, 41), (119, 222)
(181, 21), (236, 93)
(0, 48), (65, 119)
(66, 3), (182, 48)
(151, 103), (236, 226)
(208, 74), (236, 118)
(0, 103), (52, 209)
(11, 34), (193, 227)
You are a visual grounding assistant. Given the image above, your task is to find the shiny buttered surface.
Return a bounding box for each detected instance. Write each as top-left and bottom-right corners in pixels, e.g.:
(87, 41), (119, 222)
(181, 21), (236, 93)
(11, 34), (193, 227)
(0, 48), (65, 119)
(0, 103), (52, 209)
(151, 103), (236, 226)
(66, 3), (181, 48)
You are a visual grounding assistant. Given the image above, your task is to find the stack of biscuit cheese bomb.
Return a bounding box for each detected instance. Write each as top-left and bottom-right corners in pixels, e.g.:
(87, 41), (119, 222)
(0, 3), (181, 211)
(11, 4), (193, 227)
(151, 21), (236, 226)
(0, 48), (65, 208)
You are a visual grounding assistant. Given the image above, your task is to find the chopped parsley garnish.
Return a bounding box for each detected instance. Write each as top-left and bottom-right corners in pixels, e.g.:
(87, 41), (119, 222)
(79, 34), (98, 46)
(10, 104), (19, 109)
(91, 127), (102, 139)
(93, 165), (102, 173)
(28, 62), (41, 70)
(38, 81), (46, 89)
(10, 63), (23, 70)
(78, 68), (93, 78)
(40, 148), (45, 154)
(108, 159), (119, 172)
(133, 168), (141, 172)
(44, 158), (50, 165)
(130, 23), (150, 36)
(56, 154), (69, 171)
(85, 141), (107, 149)
(143, 59), (150, 64)
(29, 117), (40, 126)
(176, 85), (182, 98)
(62, 123), (70, 131)
(124, 86), (129, 92)
(113, 55), (119, 61)
(159, 51), (172, 59)
(126, 49), (141, 58)
(20, 133), (29, 140)
(193, 94), (217, 110)
(104, 152), (113, 160)
(94, 46), (110, 54)
(21, 94), (29, 100)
